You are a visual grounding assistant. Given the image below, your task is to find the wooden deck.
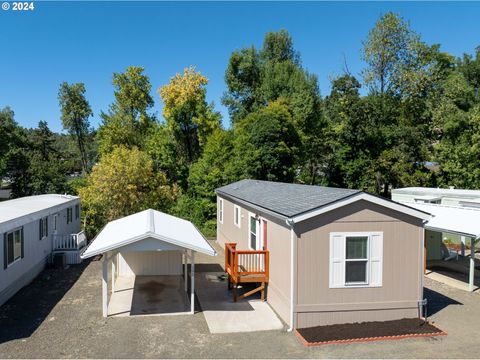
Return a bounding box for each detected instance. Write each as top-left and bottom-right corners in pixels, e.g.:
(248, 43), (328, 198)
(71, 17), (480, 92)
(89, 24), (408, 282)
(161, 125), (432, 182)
(224, 243), (269, 302)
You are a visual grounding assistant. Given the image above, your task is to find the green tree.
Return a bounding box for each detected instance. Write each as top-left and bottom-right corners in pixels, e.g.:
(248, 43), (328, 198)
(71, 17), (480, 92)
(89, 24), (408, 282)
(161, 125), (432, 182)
(223, 30), (324, 183)
(97, 66), (155, 154)
(58, 82), (93, 173)
(233, 99), (300, 182)
(27, 121), (69, 194)
(0, 107), (31, 197)
(176, 129), (236, 236)
(431, 69), (480, 188)
(158, 66), (221, 164)
(79, 146), (178, 236)
(145, 123), (189, 188)
(357, 12), (439, 195)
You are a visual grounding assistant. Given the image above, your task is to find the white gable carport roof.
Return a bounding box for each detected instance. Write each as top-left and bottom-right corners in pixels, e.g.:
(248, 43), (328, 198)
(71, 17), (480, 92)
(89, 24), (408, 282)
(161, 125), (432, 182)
(400, 202), (480, 238)
(81, 209), (216, 258)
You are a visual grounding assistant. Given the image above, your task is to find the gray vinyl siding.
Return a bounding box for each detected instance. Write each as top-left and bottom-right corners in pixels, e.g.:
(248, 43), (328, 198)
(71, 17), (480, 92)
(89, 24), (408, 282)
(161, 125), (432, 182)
(0, 199), (81, 306)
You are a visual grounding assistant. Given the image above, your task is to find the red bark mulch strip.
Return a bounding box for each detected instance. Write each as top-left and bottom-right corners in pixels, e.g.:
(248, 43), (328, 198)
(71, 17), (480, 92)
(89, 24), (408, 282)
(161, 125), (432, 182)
(295, 318), (446, 346)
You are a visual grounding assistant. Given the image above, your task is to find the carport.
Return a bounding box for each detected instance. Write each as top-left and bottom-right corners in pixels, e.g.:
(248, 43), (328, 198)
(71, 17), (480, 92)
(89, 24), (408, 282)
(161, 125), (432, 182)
(401, 202), (480, 291)
(81, 209), (216, 316)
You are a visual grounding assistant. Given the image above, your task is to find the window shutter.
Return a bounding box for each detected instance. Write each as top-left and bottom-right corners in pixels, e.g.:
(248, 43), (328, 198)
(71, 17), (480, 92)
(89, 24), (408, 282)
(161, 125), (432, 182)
(3, 233), (7, 269)
(21, 227), (24, 259)
(369, 233), (383, 286)
(329, 234), (345, 288)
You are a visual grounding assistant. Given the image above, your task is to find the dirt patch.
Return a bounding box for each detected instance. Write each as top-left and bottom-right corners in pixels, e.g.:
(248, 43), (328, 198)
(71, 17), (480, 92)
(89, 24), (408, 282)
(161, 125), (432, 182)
(296, 318), (445, 345)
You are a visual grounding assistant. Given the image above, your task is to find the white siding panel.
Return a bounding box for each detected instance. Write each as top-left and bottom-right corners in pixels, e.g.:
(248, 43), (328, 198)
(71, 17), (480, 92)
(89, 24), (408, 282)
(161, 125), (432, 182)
(117, 251), (182, 276)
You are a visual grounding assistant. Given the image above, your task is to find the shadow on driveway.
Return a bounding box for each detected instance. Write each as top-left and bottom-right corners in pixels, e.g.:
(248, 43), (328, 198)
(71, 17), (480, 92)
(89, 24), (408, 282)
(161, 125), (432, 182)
(0, 259), (90, 344)
(424, 286), (462, 317)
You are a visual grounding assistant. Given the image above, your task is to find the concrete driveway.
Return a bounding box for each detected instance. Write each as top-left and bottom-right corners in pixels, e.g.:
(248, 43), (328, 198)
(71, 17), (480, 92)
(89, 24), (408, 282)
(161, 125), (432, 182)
(0, 240), (479, 358)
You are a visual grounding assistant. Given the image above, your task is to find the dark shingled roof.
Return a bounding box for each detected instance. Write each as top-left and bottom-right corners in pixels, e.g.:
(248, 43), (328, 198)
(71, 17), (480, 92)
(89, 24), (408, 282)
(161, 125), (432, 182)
(216, 179), (361, 218)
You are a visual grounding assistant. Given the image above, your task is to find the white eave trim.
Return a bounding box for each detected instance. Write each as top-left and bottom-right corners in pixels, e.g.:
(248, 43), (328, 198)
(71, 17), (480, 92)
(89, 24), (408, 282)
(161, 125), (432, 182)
(290, 193), (432, 224)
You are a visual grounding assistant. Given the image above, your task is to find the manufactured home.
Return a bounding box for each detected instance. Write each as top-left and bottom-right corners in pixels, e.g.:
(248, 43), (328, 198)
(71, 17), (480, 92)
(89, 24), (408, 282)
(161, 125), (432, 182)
(0, 194), (85, 306)
(216, 180), (431, 329)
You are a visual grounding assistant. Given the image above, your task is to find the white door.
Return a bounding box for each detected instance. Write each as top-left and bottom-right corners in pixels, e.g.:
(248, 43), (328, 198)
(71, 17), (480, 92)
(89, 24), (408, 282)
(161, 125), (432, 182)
(248, 213), (260, 250)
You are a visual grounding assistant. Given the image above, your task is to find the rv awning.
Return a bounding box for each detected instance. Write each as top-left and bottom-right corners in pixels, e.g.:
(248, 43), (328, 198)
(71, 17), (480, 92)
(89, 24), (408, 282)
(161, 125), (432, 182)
(400, 201), (480, 238)
(81, 209), (216, 258)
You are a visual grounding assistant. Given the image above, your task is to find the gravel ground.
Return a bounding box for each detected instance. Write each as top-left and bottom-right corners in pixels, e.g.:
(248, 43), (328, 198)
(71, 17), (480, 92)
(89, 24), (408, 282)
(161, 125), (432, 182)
(0, 244), (479, 358)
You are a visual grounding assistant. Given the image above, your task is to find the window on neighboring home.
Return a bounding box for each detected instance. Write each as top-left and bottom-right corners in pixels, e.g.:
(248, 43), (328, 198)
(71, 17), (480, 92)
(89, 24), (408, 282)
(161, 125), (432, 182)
(234, 205), (241, 228)
(249, 214), (257, 250)
(39, 216), (48, 240)
(218, 199), (224, 224)
(4, 228), (23, 268)
(67, 207), (72, 224)
(53, 214), (58, 231)
(75, 204), (80, 219)
(329, 232), (383, 288)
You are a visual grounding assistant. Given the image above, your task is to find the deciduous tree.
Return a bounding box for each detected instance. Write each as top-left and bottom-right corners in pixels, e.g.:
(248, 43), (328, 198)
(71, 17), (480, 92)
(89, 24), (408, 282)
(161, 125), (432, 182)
(79, 146), (178, 236)
(58, 82), (93, 173)
(97, 66), (155, 154)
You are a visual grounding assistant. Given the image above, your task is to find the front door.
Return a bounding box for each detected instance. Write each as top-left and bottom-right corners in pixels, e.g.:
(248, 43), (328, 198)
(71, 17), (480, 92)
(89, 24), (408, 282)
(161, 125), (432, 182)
(249, 213), (259, 250)
(249, 214), (268, 250)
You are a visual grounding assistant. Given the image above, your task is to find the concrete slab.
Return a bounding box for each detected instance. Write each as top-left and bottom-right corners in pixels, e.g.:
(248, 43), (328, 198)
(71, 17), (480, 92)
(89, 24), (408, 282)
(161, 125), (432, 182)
(108, 275), (190, 317)
(195, 272), (284, 334)
(425, 271), (480, 293)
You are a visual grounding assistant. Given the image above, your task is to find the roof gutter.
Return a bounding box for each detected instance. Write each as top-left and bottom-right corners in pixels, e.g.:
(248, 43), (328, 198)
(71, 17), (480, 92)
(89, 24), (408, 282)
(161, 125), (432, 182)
(286, 217), (296, 332)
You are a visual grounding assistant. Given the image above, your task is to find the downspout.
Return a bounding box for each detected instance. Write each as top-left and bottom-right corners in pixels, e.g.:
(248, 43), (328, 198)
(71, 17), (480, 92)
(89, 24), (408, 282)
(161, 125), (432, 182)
(286, 218), (296, 332)
(419, 223), (426, 319)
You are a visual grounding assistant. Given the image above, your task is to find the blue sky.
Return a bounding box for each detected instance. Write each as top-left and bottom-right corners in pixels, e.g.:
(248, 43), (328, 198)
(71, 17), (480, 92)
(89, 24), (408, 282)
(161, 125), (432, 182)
(1, 1), (479, 132)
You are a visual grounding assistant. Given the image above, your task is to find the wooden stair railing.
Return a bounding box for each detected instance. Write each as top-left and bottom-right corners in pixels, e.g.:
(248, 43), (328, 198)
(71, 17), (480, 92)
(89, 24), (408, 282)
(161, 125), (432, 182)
(225, 243), (269, 302)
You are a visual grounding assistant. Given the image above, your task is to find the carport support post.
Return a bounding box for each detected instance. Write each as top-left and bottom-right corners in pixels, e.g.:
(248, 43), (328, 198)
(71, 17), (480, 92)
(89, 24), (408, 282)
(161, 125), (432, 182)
(102, 254), (108, 317)
(461, 236), (466, 257)
(469, 237), (476, 292)
(184, 250), (188, 292)
(111, 255), (115, 293)
(190, 250), (195, 314)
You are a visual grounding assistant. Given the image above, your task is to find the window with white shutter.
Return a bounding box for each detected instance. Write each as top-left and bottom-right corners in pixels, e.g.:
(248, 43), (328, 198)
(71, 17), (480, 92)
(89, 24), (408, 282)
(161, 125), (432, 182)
(329, 232), (383, 288)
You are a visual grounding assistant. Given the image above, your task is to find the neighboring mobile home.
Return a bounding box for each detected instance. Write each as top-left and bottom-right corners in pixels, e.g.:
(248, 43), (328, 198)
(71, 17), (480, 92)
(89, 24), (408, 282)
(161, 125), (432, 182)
(216, 180), (431, 329)
(0, 194), (84, 306)
(392, 187), (480, 207)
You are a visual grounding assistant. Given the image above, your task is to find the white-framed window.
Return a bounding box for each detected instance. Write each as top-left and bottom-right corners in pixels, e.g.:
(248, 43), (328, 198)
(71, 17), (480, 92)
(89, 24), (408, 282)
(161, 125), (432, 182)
(53, 214), (58, 231)
(248, 213), (258, 250)
(4, 227), (23, 268)
(39, 216), (48, 240)
(329, 232), (383, 288)
(67, 207), (73, 224)
(218, 198), (224, 224)
(234, 205), (241, 228)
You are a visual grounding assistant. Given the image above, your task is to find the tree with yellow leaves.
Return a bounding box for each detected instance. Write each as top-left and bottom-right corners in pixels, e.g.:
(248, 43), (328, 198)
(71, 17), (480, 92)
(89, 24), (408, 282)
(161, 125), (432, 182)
(158, 66), (220, 164)
(79, 146), (178, 236)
